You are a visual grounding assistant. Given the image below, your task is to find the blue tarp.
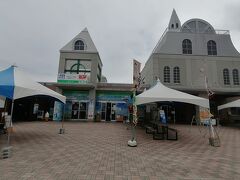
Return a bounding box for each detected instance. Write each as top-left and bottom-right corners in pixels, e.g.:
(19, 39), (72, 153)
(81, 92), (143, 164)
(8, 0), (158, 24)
(0, 67), (14, 99)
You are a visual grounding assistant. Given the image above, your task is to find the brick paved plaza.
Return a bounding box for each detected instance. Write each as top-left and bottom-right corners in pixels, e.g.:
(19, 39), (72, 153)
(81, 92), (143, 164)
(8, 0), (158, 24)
(0, 121), (240, 180)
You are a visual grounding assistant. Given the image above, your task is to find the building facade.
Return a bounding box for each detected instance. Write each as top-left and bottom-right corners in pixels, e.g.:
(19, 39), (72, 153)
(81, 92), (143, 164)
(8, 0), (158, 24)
(141, 9), (240, 123)
(43, 10), (240, 124)
(51, 28), (133, 121)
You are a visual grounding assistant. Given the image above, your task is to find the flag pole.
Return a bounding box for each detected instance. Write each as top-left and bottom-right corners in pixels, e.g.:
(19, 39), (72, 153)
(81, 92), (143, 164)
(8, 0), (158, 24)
(204, 75), (220, 147)
(59, 103), (65, 134)
(128, 86), (137, 147)
(128, 59), (141, 147)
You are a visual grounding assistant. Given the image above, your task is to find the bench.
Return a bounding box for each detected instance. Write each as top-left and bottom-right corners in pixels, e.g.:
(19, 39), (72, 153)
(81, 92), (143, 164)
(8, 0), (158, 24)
(145, 126), (156, 134)
(144, 123), (166, 140)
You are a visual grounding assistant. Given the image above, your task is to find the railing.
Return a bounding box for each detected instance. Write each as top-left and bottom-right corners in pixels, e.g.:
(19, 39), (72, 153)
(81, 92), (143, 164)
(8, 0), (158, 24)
(215, 29), (229, 35)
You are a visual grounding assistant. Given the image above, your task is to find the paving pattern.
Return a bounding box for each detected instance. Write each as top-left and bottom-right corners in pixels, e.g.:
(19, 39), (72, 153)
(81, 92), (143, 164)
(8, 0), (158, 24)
(0, 121), (240, 180)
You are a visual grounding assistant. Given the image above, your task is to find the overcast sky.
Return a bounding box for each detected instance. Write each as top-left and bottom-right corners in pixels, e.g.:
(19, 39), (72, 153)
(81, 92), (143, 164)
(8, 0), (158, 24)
(0, 0), (240, 83)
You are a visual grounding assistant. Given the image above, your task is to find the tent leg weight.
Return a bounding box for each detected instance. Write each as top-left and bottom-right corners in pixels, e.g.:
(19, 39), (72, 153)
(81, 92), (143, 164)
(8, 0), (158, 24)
(209, 137), (220, 147)
(1, 146), (12, 159)
(59, 128), (65, 134)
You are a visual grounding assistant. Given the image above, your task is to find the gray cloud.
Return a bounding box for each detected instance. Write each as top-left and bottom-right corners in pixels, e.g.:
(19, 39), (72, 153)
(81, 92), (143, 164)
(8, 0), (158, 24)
(0, 0), (239, 83)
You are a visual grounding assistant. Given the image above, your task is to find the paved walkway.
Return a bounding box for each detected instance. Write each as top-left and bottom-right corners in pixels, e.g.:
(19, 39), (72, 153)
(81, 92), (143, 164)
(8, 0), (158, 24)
(0, 122), (240, 180)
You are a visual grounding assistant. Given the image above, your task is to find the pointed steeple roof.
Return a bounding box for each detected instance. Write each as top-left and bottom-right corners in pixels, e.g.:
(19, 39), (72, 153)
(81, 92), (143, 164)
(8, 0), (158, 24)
(168, 9), (181, 31)
(60, 27), (98, 53)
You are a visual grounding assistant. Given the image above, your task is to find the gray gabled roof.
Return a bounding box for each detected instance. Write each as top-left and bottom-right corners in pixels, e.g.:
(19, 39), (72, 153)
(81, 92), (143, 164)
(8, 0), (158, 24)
(60, 28), (98, 53)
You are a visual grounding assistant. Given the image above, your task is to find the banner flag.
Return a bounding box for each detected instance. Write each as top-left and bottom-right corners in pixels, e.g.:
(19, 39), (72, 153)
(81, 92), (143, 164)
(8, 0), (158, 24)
(133, 59), (141, 87)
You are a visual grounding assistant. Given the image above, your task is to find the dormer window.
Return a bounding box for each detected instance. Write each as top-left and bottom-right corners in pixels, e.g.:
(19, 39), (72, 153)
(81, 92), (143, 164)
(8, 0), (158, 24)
(74, 40), (85, 50)
(176, 23), (178, 28)
(207, 40), (217, 55)
(171, 24), (174, 28)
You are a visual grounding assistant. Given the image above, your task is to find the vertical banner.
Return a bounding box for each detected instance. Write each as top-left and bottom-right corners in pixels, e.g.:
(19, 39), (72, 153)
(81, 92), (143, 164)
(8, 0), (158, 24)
(53, 101), (63, 121)
(88, 100), (94, 119)
(133, 59), (141, 125)
(132, 91), (138, 125)
(133, 59), (141, 87)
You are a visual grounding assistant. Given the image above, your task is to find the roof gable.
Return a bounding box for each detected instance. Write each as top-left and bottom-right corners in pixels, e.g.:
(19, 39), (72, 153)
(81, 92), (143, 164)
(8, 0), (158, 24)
(60, 28), (98, 53)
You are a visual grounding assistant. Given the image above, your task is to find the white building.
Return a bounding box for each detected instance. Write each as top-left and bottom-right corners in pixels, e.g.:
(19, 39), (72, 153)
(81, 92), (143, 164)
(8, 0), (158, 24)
(141, 9), (240, 124)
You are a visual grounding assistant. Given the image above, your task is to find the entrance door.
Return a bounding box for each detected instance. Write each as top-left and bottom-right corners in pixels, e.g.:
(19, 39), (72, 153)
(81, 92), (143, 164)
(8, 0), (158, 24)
(79, 102), (87, 119)
(106, 103), (111, 121)
(71, 102), (79, 119)
(111, 103), (116, 120)
(101, 102), (106, 120)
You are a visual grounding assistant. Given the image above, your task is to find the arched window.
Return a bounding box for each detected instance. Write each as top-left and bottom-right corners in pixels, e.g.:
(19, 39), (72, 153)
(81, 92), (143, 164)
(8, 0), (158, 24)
(182, 39), (192, 54)
(174, 67), (180, 83)
(164, 66), (170, 83)
(233, 69), (239, 85)
(207, 40), (217, 55)
(223, 69), (230, 85)
(74, 40), (85, 50)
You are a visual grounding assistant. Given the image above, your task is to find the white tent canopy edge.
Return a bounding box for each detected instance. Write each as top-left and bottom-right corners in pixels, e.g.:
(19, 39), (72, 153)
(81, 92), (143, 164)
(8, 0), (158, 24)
(14, 66), (66, 103)
(218, 99), (240, 110)
(136, 79), (209, 108)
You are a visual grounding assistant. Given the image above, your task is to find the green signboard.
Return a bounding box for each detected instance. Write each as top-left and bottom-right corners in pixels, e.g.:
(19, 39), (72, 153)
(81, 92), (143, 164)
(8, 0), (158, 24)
(63, 90), (89, 101)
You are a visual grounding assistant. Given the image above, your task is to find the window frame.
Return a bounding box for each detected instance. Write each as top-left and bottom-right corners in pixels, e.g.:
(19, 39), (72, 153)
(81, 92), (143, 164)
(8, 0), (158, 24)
(173, 66), (180, 84)
(163, 66), (170, 83)
(74, 40), (85, 50)
(233, 69), (239, 85)
(207, 40), (217, 55)
(64, 59), (91, 74)
(182, 39), (192, 54)
(223, 68), (230, 85)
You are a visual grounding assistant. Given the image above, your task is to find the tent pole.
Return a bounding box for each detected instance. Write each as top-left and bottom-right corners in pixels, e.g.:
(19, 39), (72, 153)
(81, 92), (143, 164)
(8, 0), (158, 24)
(59, 103), (65, 134)
(62, 104), (65, 129)
(7, 100), (14, 146)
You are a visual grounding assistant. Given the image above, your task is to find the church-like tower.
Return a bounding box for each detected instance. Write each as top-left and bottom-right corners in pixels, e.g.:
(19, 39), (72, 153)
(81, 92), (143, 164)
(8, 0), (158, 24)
(168, 9), (181, 31)
(141, 9), (240, 123)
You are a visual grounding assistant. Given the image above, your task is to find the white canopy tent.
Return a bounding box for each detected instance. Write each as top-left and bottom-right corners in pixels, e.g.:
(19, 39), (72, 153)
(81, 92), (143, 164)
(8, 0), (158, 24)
(0, 66), (66, 151)
(0, 66), (66, 103)
(136, 79), (209, 108)
(218, 99), (240, 110)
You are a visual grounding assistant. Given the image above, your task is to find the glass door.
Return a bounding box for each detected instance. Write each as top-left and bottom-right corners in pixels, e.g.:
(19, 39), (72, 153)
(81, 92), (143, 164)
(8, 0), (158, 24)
(101, 102), (106, 120)
(71, 102), (79, 119)
(106, 103), (111, 121)
(79, 102), (87, 119)
(111, 103), (116, 121)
